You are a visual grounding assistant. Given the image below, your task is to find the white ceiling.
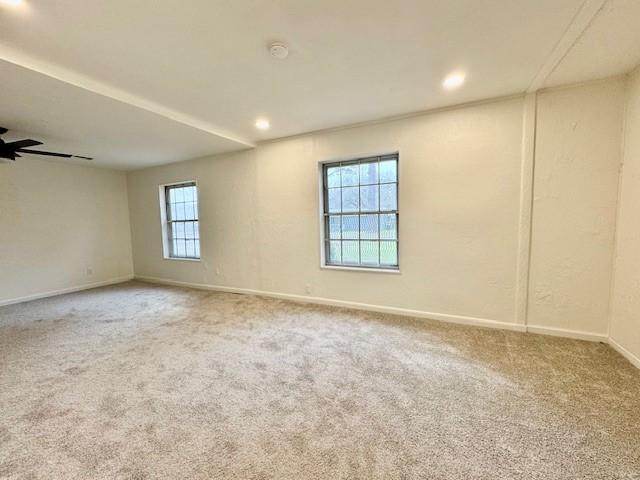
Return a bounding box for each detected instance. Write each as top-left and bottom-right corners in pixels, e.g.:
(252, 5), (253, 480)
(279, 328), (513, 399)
(0, 0), (639, 170)
(544, 0), (640, 87)
(0, 60), (248, 169)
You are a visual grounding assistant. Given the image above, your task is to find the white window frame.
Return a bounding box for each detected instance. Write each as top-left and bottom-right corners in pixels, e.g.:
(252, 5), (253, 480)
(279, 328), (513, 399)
(318, 152), (400, 274)
(159, 180), (201, 262)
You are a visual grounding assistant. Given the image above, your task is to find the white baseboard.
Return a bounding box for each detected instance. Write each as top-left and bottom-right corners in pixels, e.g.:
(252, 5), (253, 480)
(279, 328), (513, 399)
(526, 324), (608, 343)
(0, 275), (135, 307)
(135, 275), (527, 333)
(608, 337), (640, 369)
(3, 273), (636, 369)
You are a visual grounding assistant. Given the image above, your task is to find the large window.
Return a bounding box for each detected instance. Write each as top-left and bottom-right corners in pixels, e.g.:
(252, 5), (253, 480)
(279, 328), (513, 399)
(322, 154), (399, 270)
(164, 182), (200, 259)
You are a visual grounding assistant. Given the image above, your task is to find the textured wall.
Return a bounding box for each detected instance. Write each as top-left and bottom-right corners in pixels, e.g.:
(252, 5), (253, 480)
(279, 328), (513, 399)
(0, 158), (133, 304)
(128, 96), (525, 325)
(528, 78), (626, 336)
(610, 68), (640, 363)
(127, 149), (260, 290)
(127, 76), (631, 337)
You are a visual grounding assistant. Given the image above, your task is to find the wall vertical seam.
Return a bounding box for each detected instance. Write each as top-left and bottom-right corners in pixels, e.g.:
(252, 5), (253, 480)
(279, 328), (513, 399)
(605, 73), (630, 340)
(515, 92), (538, 327)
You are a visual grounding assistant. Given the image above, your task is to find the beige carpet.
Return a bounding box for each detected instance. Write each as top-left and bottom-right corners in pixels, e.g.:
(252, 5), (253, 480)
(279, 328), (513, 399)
(0, 281), (639, 479)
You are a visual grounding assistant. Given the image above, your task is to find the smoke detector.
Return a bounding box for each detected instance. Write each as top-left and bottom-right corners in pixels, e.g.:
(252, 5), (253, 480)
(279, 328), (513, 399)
(269, 42), (289, 59)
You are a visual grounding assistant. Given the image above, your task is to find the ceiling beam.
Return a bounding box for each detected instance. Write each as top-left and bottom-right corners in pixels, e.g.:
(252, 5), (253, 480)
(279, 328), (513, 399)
(527, 0), (609, 92)
(0, 44), (256, 148)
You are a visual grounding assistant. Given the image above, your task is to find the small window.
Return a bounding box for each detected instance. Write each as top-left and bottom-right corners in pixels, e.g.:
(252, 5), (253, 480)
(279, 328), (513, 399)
(321, 154), (399, 270)
(162, 182), (200, 260)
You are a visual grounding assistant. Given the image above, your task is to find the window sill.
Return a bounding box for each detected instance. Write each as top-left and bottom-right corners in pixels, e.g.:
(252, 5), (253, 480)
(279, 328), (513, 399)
(321, 264), (400, 274)
(163, 257), (201, 262)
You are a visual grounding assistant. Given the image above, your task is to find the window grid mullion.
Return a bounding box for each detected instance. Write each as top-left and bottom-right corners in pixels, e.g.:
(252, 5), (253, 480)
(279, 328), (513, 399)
(323, 155), (397, 268)
(338, 163), (342, 264)
(165, 183), (200, 260)
(378, 157), (381, 265)
(357, 157), (361, 266)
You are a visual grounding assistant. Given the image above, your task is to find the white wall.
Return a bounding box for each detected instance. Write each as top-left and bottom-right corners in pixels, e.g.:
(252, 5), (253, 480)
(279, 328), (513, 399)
(128, 79), (628, 336)
(1, 75), (634, 350)
(0, 158), (133, 305)
(610, 68), (640, 366)
(528, 78), (626, 337)
(129, 97), (525, 326)
(128, 149), (260, 290)
(0, 72), (636, 362)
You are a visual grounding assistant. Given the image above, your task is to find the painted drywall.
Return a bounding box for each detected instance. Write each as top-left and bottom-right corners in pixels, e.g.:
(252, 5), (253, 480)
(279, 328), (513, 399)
(528, 78), (626, 336)
(0, 158), (133, 304)
(128, 149), (260, 291)
(128, 96), (525, 325)
(609, 67), (640, 365)
(127, 76), (631, 338)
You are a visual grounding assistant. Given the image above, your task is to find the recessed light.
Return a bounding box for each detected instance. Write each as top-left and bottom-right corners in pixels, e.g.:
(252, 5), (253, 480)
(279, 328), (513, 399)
(0, 0), (23, 5)
(255, 118), (270, 130)
(443, 73), (465, 90)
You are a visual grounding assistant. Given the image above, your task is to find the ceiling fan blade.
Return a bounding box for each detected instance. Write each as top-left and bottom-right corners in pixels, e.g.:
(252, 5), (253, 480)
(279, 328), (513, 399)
(6, 139), (43, 149)
(0, 127), (8, 135)
(73, 155), (93, 161)
(16, 148), (72, 158)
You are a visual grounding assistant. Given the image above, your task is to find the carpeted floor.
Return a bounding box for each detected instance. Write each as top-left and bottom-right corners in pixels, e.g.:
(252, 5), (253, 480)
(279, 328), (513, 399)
(0, 282), (639, 479)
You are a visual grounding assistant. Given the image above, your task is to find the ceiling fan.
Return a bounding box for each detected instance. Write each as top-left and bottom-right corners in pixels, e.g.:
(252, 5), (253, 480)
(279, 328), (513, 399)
(0, 127), (93, 162)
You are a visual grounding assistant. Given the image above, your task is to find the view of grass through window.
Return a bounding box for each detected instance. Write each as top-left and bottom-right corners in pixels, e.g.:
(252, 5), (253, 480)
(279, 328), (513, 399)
(165, 183), (200, 259)
(323, 154), (399, 269)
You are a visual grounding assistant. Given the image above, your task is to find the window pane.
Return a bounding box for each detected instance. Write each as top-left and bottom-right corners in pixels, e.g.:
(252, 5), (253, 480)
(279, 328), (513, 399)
(327, 166), (341, 188)
(360, 185), (378, 212)
(184, 186), (194, 202)
(359, 161), (378, 185)
(360, 241), (379, 266)
(328, 216), (341, 239)
(176, 239), (187, 257)
(329, 241), (341, 264)
(360, 214), (378, 240)
(380, 183), (397, 211)
(184, 202), (196, 220)
(342, 241), (359, 264)
(342, 215), (359, 239)
(380, 241), (398, 266)
(195, 242), (200, 258)
(184, 222), (194, 239)
(186, 240), (196, 257)
(172, 239), (178, 257)
(175, 202), (186, 220)
(342, 186), (359, 212)
(169, 204), (176, 221)
(174, 222), (185, 239)
(173, 187), (185, 203)
(194, 221), (200, 239)
(379, 159), (397, 183)
(380, 214), (397, 240)
(341, 163), (359, 186)
(328, 188), (341, 213)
